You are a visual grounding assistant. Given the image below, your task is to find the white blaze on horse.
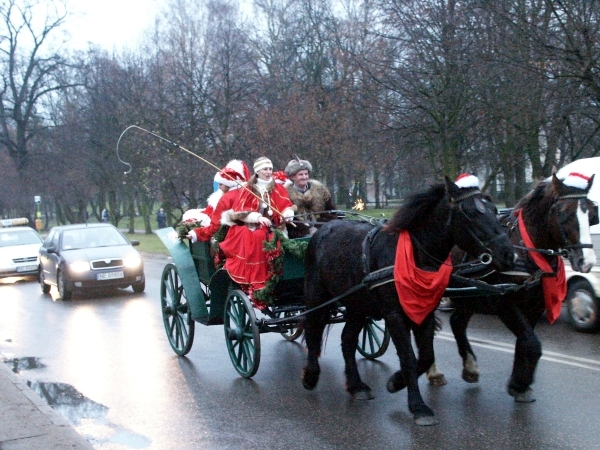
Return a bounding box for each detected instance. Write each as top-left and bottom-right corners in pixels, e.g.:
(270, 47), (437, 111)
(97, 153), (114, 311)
(436, 171), (596, 403)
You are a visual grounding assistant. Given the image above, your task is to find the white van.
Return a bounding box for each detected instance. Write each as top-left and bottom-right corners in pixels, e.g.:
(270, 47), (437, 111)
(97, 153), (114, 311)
(555, 157), (600, 332)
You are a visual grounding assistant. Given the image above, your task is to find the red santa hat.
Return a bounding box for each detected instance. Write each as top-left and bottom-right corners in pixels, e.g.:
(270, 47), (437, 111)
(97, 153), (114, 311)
(272, 170), (288, 185)
(214, 159), (251, 187)
(563, 172), (591, 190)
(455, 173), (479, 189)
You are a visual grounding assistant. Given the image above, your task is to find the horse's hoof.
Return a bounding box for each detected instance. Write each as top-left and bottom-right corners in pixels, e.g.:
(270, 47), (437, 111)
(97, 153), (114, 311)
(508, 386), (535, 403)
(428, 374), (448, 386)
(414, 415), (439, 426)
(386, 373), (406, 393)
(462, 370), (479, 383)
(353, 390), (374, 400)
(301, 369), (319, 390)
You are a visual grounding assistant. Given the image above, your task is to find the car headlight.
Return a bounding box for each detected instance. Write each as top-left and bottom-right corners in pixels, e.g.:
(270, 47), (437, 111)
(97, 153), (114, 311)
(69, 261), (90, 272)
(124, 256), (142, 268)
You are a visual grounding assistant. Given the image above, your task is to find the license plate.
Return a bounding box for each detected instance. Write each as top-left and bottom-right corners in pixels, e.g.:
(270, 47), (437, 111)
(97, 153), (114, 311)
(17, 265), (37, 272)
(97, 271), (124, 280)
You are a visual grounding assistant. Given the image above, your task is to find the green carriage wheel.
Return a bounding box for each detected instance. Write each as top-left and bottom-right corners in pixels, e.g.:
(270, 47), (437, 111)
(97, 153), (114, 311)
(224, 290), (261, 378)
(160, 263), (195, 356)
(357, 317), (390, 359)
(275, 309), (304, 341)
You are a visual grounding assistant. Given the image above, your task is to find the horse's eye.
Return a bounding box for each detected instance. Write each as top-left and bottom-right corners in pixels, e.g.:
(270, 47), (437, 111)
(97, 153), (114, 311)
(473, 198), (486, 214)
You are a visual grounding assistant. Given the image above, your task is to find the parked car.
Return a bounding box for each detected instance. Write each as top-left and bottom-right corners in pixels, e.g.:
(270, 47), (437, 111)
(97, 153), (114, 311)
(39, 223), (145, 300)
(0, 222), (43, 278)
(556, 158), (600, 332)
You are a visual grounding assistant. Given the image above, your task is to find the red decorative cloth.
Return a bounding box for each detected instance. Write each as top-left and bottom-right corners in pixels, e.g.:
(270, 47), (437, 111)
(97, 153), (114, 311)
(394, 230), (453, 325)
(517, 210), (566, 324)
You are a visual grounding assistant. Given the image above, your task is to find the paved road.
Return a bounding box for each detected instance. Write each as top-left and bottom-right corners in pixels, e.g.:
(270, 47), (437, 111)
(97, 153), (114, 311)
(1, 257), (600, 449)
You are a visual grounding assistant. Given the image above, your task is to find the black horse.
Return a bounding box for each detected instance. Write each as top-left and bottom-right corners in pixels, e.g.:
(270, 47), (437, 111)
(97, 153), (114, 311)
(301, 177), (516, 426)
(437, 173), (597, 403)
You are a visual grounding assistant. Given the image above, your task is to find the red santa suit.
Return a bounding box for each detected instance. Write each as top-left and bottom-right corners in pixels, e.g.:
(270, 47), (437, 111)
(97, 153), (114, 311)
(187, 160), (251, 243)
(219, 177), (295, 294)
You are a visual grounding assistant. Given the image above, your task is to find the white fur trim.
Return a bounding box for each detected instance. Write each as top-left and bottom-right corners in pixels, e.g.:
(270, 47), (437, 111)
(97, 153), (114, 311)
(455, 174), (479, 189)
(206, 190), (223, 209)
(182, 209), (209, 224)
(226, 160), (246, 179)
(563, 172), (590, 190)
(214, 172), (236, 187)
(245, 212), (262, 223)
(220, 209), (236, 226)
(282, 208), (294, 219)
(197, 213), (211, 227)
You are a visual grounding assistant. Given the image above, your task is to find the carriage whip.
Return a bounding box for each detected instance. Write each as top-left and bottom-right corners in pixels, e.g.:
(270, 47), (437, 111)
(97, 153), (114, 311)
(115, 125), (291, 221)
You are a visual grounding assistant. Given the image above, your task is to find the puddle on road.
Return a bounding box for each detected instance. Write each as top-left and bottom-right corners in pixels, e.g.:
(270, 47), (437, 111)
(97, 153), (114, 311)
(2, 357), (151, 449)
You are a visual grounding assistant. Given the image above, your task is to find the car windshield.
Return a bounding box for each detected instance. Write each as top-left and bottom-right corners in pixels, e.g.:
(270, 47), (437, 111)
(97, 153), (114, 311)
(0, 229), (42, 247)
(61, 227), (129, 250)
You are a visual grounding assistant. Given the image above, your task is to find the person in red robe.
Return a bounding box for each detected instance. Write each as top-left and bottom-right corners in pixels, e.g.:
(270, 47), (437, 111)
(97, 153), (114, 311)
(219, 156), (295, 303)
(187, 160), (251, 243)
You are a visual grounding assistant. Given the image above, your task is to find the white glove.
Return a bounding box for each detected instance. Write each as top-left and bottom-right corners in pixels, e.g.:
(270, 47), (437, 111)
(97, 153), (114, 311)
(283, 209), (294, 223)
(187, 230), (198, 243)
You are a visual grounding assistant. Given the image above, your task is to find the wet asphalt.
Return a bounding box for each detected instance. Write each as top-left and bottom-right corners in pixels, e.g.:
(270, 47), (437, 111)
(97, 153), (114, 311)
(1, 257), (600, 449)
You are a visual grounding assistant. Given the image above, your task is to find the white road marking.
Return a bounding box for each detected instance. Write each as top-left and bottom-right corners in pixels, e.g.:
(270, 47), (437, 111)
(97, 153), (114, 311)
(436, 331), (600, 372)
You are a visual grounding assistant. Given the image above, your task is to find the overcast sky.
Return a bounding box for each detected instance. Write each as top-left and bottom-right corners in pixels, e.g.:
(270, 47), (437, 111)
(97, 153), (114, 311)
(65, 0), (162, 51)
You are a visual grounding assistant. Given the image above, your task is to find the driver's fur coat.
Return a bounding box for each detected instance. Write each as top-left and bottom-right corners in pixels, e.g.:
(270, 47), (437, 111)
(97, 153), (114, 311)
(286, 179), (337, 238)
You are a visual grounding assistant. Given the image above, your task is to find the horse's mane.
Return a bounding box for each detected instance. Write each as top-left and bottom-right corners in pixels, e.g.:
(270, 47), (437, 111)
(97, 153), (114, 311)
(384, 183), (446, 233)
(514, 179), (553, 224)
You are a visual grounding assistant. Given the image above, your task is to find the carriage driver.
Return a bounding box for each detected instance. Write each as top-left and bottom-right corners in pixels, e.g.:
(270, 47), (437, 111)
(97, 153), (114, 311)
(284, 156), (337, 238)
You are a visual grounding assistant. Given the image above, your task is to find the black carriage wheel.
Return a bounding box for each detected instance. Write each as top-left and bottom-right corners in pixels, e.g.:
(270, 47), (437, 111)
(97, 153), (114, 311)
(357, 317), (390, 359)
(224, 290), (261, 378)
(160, 264), (195, 356)
(275, 309), (304, 341)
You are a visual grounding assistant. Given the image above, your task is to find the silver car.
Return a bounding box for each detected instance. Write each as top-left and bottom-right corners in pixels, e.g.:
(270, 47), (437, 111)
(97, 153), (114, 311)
(38, 223), (145, 300)
(0, 226), (43, 278)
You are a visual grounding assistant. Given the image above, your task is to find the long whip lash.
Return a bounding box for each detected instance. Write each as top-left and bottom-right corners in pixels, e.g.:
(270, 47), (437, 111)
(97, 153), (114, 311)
(115, 125), (290, 219)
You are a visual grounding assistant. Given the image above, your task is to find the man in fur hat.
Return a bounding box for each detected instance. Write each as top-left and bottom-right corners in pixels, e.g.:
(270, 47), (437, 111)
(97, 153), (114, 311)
(284, 157), (337, 238)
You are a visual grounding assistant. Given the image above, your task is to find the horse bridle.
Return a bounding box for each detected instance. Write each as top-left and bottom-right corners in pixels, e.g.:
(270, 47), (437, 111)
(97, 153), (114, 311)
(550, 193), (596, 259)
(448, 189), (498, 266)
(507, 192), (596, 261)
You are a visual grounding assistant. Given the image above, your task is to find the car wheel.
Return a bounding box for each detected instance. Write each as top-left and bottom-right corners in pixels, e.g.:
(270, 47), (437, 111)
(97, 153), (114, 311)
(566, 279), (600, 333)
(58, 270), (72, 301)
(39, 268), (50, 294)
(132, 279), (145, 293)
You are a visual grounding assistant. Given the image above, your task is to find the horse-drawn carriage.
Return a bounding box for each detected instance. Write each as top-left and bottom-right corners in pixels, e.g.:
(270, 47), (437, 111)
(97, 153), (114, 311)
(155, 172), (597, 426)
(155, 214), (390, 378)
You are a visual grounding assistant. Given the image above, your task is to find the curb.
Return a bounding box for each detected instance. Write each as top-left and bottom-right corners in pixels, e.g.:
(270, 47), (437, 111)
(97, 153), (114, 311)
(0, 359), (94, 449)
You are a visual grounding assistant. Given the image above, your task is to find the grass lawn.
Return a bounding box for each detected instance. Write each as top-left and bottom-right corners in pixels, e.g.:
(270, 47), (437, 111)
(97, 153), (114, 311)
(41, 207), (396, 257)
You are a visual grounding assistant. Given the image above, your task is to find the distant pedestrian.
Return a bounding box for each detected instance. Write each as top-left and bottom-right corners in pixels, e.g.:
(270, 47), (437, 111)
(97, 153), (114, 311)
(101, 208), (109, 223)
(157, 208), (167, 229)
